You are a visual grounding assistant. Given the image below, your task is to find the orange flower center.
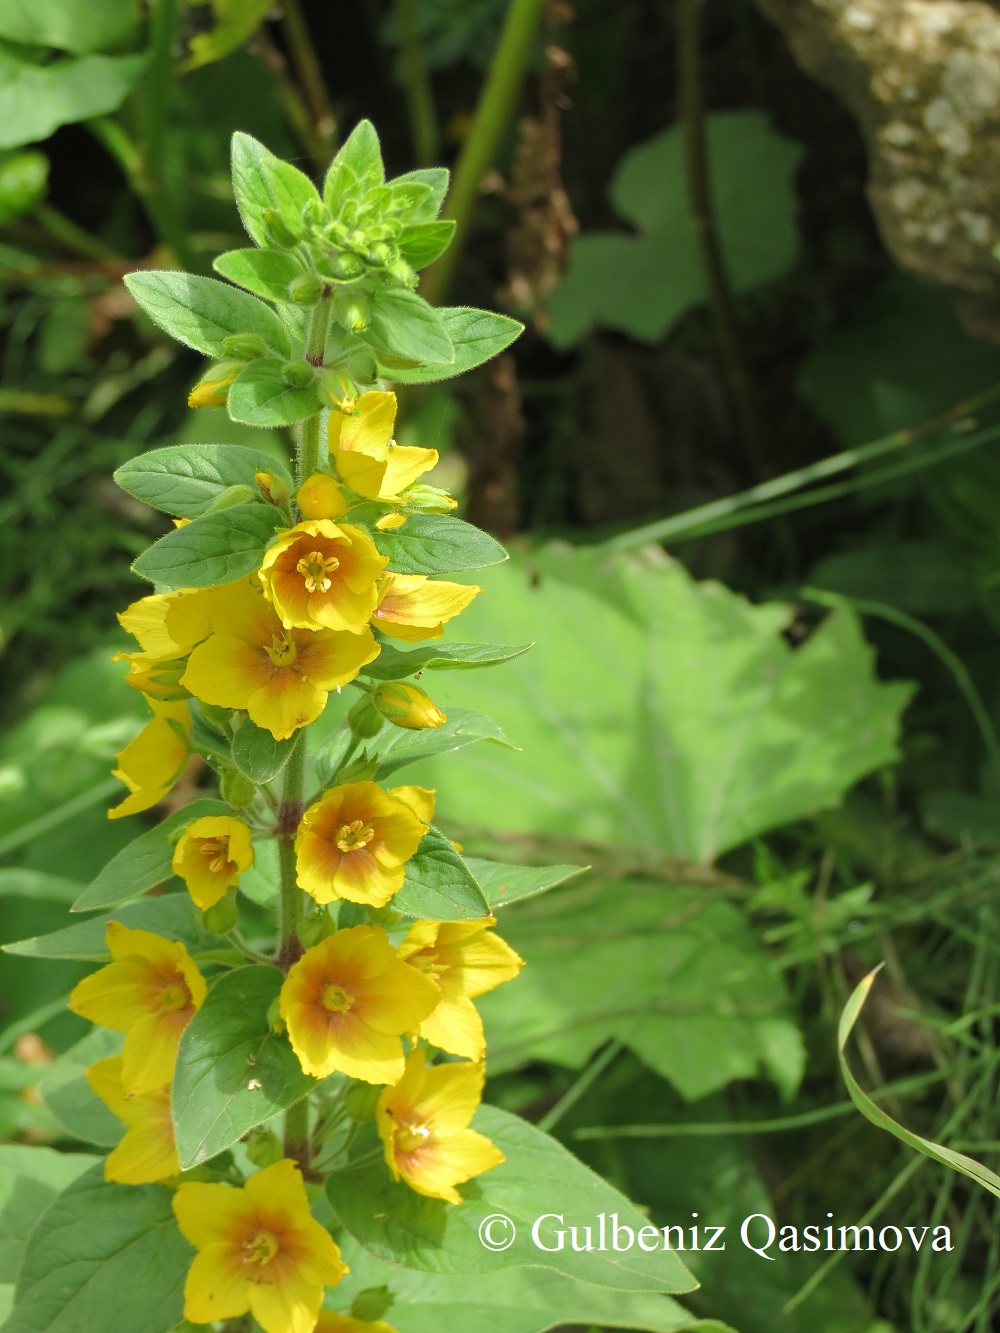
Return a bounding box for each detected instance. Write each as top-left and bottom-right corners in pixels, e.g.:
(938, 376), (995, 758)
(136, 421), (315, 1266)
(321, 983), (354, 1013)
(199, 836), (233, 875)
(395, 1118), (432, 1154)
(265, 633), (298, 668)
(336, 819), (374, 852)
(242, 1229), (279, 1270)
(158, 980), (191, 1012)
(297, 549), (340, 593)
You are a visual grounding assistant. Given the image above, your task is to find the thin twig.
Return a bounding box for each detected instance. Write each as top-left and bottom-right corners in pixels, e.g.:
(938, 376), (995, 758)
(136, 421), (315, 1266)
(279, 0), (336, 158)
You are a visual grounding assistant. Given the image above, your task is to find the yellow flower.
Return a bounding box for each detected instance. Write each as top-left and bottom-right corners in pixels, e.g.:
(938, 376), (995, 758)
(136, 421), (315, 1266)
(372, 681), (446, 730)
(181, 577), (379, 741)
(398, 918), (524, 1060)
(173, 1158), (347, 1333)
(172, 814), (254, 910)
(297, 472), (349, 520)
(315, 1313), (397, 1333)
(295, 781), (432, 908)
(376, 1049), (504, 1204)
(328, 390), (438, 502)
(258, 520), (386, 634)
(114, 587), (217, 702)
(108, 698), (190, 820)
(279, 926), (438, 1083)
(85, 1055), (179, 1184)
(68, 923), (207, 1095)
(187, 361), (242, 408)
(372, 573), (481, 642)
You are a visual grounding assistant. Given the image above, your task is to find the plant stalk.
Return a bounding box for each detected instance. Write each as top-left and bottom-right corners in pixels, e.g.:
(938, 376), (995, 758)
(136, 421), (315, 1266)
(396, 0), (440, 166)
(280, 0), (336, 154)
(421, 0), (544, 305)
(277, 732), (308, 970)
(677, 0), (766, 476)
(299, 300), (334, 483)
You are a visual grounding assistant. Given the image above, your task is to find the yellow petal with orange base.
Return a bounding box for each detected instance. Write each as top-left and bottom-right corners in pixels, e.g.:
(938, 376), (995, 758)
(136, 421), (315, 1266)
(86, 1055), (179, 1184)
(373, 573), (481, 642)
(258, 521), (386, 634)
(172, 815), (254, 910)
(108, 700), (190, 820)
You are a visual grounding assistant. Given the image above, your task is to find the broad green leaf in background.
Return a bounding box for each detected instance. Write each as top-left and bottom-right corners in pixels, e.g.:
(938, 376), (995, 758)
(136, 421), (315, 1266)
(131, 502), (284, 588)
(404, 546), (912, 863)
(547, 111), (802, 347)
(124, 271), (290, 359)
(4, 894), (226, 962)
(185, 0), (273, 69)
(372, 707), (519, 781)
(0, 869), (79, 904)
(114, 443), (291, 519)
(479, 878), (803, 1101)
(72, 798), (229, 911)
(37, 1029), (124, 1146)
(365, 287), (455, 365)
(329, 1104), (695, 1293)
(379, 307), (523, 384)
(4, 1166), (189, 1333)
(0, 0), (138, 53)
(213, 247), (305, 303)
(0, 151), (47, 224)
(172, 967), (314, 1168)
(231, 130), (320, 245)
(228, 357), (323, 427)
(372, 513), (507, 575)
(392, 828), (491, 920)
(465, 858), (586, 910)
(231, 716), (298, 783)
(364, 641), (532, 680)
(808, 540), (977, 616)
(0, 51), (145, 149)
(332, 1237), (733, 1333)
(0, 1146), (97, 1284)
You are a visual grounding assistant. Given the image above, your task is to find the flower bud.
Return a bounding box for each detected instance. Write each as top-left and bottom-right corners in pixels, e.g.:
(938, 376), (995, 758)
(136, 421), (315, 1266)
(341, 345), (378, 385)
(301, 199), (326, 230)
(398, 483), (457, 514)
(287, 274), (325, 305)
(374, 512), (407, 531)
(266, 997), (285, 1032)
(201, 892), (239, 935)
(187, 361), (242, 408)
(245, 1127), (283, 1168)
(333, 288), (370, 334)
(366, 240), (396, 267)
(317, 370), (357, 412)
(297, 471), (348, 520)
(220, 766), (257, 808)
(297, 907), (335, 949)
(347, 695), (384, 739)
(261, 207), (299, 248)
(318, 251), (365, 282)
(351, 1287), (394, 1322)
(206, 483), (257, 513)
(254, 469), (290, 507)
(221, 333), (269, 361)
(343, 1081), (382, 1122)
(387, 258), (417, 288)
(282, 360), (316, 388)
(373, 681), (446, 730)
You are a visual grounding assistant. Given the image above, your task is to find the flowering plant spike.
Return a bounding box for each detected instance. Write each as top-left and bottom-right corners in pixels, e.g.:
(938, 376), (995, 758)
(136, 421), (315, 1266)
(0, 121), (706, 1333)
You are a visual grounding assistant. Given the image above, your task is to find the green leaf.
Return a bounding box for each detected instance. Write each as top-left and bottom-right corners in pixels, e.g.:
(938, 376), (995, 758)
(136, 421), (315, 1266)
(335, 1235), (732, 1333)
(230, 131), (321, 246)
(231, 716), (298, 783)
(391, 166), (449, 218)
(0, 0), (138, 53)
(378, 307), (523, 384)
(228, 357), (323, 427)
(397, 220), (456, 269)
(0, 151), (47, 224)
(4, 1166), (189, 1333)
(328, 1104), (695, 1293)
(186, 0), (272, 69)
(172, 966), (314, 1169)
(548, 111), (802, 346)
(123, 271), (290, 359)
(37, 1030), (124, 1147)
(838, 967), (1000, 1201)
(464, 857), (587, 910)
(326, 120), (384, 199)
(3, 894), (225, 962)
(373, 707), (520, 781)
(364, 287), (454, 365)
(131, 501), (284, 589)
(479, 877), (803, 1102)
(0, 869), (80, 903)
(71, 798), (230, 912)
(363, 641), (532, 681)
(0, 1146), (97, 1284)
(399, 546), (912, 863)
(213, 248), (305, 303)
(392, 828), (490, 920)
(372, 514), (507, 575)
(0, 51), (145, 150)
(114, 443), (292, 520)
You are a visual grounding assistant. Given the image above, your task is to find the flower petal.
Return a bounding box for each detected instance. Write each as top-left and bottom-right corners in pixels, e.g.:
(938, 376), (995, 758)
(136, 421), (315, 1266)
(182, 1243), (251, 1325)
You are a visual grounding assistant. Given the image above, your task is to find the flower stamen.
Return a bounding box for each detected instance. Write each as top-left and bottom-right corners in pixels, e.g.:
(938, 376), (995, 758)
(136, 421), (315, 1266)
(335, 819), (374, 852)
(296, 550), (340, 593)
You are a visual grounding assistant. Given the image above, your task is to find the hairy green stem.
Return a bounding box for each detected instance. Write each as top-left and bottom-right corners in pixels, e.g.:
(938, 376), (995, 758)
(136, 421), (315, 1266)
(298, 301), (334, 483)
(396, 0), (440, 166)
(284, 1096), (311, 1171)
(277, 732), (308, 970)
(677, 0), (766, 476)
(421, 0), (544, 305)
